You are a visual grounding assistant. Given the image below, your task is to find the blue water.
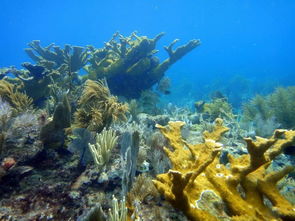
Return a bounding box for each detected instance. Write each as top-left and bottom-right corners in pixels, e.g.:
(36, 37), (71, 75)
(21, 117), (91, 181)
(1, 0), (295, 106)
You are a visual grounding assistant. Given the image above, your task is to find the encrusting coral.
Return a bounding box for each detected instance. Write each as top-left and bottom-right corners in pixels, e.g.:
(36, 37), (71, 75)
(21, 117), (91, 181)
(153, 118), (295, 221)
(74, 79), (129, 132)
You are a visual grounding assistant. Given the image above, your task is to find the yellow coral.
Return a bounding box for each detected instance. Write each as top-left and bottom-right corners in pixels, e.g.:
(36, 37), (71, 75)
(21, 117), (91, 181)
(153, 118), (295, 221)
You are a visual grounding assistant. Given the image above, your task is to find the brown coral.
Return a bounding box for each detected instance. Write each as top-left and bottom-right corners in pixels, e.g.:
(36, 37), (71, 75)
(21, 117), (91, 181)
(0, 80), (33, 113)
(74, 79), (128, 132)
(86, 32), (200, 98)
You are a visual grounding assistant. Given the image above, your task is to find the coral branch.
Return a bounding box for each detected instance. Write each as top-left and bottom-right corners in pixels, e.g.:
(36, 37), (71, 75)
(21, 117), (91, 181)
(153, 118), (295, 220)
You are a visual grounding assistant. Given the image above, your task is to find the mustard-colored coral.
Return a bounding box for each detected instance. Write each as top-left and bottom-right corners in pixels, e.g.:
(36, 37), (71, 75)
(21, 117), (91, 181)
(153, 118), (295, 221)
(74, 79), (129, 132)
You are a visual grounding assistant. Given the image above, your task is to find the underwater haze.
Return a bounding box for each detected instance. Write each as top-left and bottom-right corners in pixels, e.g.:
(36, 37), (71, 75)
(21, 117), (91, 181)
(1, 1), (295, 220)
(1, 0), (295, 105)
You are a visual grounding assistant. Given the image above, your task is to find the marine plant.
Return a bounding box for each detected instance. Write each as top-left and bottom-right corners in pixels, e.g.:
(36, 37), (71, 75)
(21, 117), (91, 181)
(268, 86), (295, 128)
(40, 94), (71, 149)
(85, 32), (200, 98)
(127, 99), (142, 122)
(120, 130), (140, 196)
(200, 98), (233, 121)
(0, 98), (12, 155)
(88, 128), (118, 169)
(5, 63), (61, 106)
(68, 128), (94, 166)
(0, 97), (39, 156)
(242, 95), (271, 122)
(153, 118), (295, 220)
(243, 86), (295, 129)
(0, 80), (33, 112)
(74, 79), (129, 132)
(108, 195), (127, 221)
(126, 174), (159, 219)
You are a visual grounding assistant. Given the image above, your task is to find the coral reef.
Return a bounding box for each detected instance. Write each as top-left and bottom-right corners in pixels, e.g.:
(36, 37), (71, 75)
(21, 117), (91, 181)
(74, 79), (129, 132)
(153, 118), (295, 220)
(1, 32), (295, 221)
(86, 32), (200, 98)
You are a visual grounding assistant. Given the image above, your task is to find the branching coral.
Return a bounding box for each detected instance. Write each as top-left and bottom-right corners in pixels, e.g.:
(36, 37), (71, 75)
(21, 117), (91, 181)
(74, 80), (129, 132)
(153, 118), (295, 220)
(25, 40), (89, 73)
(4, 40), (89, 106)
(86, 32), (200, 98)
(5, 63), (60, 106)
